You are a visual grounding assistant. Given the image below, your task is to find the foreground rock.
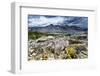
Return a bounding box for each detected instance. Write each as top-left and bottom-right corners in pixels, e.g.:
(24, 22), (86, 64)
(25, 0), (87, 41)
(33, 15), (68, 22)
(28, 36), (88, 61)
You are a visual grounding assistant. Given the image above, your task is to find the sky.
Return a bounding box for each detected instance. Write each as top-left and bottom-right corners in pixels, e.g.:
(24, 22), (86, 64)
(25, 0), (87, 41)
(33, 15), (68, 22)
(28, 15), (88, 28)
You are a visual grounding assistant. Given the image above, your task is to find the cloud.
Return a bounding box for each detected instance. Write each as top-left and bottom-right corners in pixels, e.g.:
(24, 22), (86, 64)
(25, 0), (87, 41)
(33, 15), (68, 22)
(28, 16), (65, 27)
(28, 15), (88, 28)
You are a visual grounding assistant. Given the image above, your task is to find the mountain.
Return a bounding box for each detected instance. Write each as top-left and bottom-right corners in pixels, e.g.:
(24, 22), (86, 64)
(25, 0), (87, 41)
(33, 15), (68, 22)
(28, 24), (87, 34)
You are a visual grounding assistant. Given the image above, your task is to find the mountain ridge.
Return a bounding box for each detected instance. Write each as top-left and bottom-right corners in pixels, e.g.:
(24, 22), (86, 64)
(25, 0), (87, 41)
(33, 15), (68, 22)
(28, 24), (87, 34)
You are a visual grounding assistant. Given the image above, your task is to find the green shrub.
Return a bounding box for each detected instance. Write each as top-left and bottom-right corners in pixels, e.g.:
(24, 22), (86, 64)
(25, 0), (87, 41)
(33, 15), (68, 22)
(28, 32), (48, 40)
(65, 46), (77, 59)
